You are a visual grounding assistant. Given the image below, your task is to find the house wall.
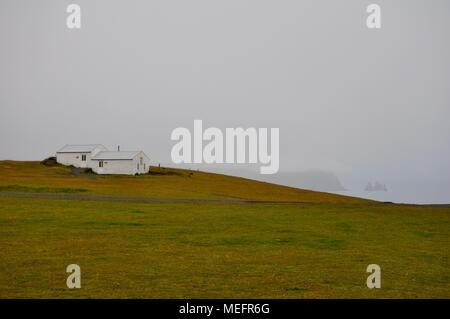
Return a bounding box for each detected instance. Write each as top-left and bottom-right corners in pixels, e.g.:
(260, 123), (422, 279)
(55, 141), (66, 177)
(135, 151), (151, 174)
(56, 152), (89, 168)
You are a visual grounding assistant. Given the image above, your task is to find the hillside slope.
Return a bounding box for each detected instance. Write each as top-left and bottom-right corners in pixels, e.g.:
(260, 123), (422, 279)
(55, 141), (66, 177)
(0, 160), (369, 203)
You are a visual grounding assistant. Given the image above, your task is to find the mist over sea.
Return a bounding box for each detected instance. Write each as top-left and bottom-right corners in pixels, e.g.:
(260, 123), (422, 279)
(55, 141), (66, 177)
(191, 165), (450, 205)
(337, 180), (450, 205)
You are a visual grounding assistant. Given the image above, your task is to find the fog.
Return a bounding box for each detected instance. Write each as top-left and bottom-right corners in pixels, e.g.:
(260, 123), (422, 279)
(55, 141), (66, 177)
(1, 0), (449, 203)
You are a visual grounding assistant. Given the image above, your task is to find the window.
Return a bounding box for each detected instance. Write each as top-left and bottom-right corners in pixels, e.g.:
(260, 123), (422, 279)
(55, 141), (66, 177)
(140, 157), (143, 165)
(137, 163), (139, 170)
(99, 161), (103, 168)
(144, 164), (146, 171)
(81, 154), (86, 161)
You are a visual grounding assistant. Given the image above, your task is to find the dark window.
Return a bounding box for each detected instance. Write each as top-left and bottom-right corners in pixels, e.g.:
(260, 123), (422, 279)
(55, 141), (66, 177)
(99, 161), (103, 168)
(81, 154), (86, 161)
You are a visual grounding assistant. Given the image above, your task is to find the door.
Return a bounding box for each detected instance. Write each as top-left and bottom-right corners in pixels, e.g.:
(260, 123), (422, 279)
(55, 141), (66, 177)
(80, 154), (87, 168)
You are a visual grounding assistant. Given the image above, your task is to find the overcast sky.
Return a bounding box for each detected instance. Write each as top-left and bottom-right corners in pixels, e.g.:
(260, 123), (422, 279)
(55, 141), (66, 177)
(1, 0), (449, 203)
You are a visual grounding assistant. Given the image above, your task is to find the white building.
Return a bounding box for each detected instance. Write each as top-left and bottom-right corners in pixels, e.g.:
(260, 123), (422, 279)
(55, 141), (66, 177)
(56, 144), (150, 175)
(91, 151), (150, 175)
(56, 144), (107, 168)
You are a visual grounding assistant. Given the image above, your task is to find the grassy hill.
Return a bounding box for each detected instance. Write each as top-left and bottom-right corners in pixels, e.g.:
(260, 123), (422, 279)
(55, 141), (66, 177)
(0, 160), (449, 298)
(0, 160), (368, 203)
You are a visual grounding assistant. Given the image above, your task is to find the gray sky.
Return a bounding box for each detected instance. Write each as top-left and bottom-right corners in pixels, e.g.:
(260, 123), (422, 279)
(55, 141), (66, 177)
(1, 0), (450, 203)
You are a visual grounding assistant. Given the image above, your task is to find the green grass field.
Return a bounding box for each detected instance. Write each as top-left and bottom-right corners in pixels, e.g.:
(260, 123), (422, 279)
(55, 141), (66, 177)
(0, 160), (449, 298)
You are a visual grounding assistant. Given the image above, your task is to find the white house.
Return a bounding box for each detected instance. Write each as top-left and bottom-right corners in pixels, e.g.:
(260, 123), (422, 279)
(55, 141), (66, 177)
(56, 144), (107, 168)
(91, 151), (150, 175)
(56, 144), (150, 175)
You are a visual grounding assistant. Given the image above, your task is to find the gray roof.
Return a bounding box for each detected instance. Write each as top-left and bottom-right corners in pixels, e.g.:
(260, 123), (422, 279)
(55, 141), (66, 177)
(91, 151), (142, 160)
(57, 144), (104, 153)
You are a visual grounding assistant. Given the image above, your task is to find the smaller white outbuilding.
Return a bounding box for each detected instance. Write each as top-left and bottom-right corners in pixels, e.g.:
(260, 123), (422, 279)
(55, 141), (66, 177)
(56, 144), (150, 175)
(91, 151), (150, 175)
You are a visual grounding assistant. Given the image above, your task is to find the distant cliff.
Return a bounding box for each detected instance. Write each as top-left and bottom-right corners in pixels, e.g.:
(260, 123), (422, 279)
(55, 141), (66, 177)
(269, 170), (346, 192)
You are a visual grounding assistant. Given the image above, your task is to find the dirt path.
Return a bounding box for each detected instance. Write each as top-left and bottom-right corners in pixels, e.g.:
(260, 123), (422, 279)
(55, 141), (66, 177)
(0, 191), (303, 204)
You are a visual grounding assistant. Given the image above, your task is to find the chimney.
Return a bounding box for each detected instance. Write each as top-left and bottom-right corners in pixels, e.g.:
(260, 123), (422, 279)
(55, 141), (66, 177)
(118, 145), (120, 152)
